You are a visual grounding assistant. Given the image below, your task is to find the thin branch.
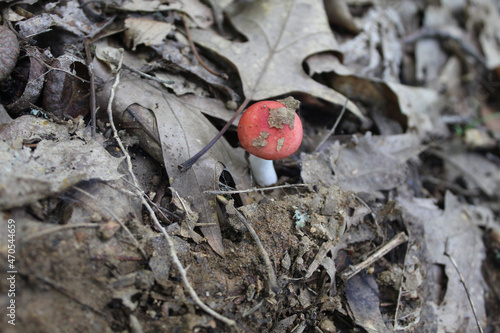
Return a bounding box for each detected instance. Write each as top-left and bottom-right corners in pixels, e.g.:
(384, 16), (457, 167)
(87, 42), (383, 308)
(72, 186), (147, 259)
(313, 98), (348, 152)
(36, 274), (109, 318)
(205, 183), (313, 195)
(104, 52), (237, 330)
(340, 232), (409, 281)
(404, 27), (488, 70)
(121, 62), (175, 85)
(21, 223), (99, 242)
(445, 240), (484, 333)
(85, 38), (97, 138)
(216, 195), (279, 295)
(178, 97), (251, 171)
(182, 15), (228, 80)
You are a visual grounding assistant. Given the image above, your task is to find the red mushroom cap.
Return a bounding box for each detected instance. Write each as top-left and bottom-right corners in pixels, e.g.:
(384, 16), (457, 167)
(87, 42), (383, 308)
(237, 100), (303, 160)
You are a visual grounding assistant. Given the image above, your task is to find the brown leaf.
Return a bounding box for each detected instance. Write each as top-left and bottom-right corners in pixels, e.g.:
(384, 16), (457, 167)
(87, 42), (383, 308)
(397, 192), (486, 332)
(190, 0), (365, 120)
(124, 18), (173, 51)
(120, 0), (213, 28)
(6, 46), (46, 116)
(43, 54), (89, 119)
(0, 116), (124, 210)
(94, 54), (250, 256)
(0, 25), (19, 81)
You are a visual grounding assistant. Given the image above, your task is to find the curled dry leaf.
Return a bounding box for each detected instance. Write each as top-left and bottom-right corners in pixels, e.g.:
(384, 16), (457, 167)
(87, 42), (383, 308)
(124, 18), (174, 51)
(0, 25), (20, 81)
(42, 53), (90, 119)
(6, 46), (46, 115)
(17, 0), (112, 39)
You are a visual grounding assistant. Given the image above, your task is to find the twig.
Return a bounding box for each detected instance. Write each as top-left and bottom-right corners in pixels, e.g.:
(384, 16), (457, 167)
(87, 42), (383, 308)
(205, 183), (312, 195)
(393, 238), (414, 330)
(313, 98), (348, 152)
(105, 52), (237, 330)
(444, 240), (484, 333)
(85, 38), (97, 138)
(340, 232), (409, 281)
(242, 300), (264, 318)
(182, 15), (228, 80)
(216, 195), (279, 295)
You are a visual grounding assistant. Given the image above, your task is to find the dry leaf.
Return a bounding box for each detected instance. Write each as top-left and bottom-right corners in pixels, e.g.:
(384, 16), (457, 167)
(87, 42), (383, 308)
(16, 0), (110, 38)
(398, 192), (486, 332)
(94, 54), (250, 256)
(302, 133), (423, 195)
(190, 0), (365, 120)
(0, 25), (19, 81)
(42, 53), (90, 119)
(436, 149), (500, 197)
(0, 116), (124, 210)
(120, 0), (213, 28)
(345, 273), (389, 332)
(124, 18), (173, 51)
(6, 46), (46, 116)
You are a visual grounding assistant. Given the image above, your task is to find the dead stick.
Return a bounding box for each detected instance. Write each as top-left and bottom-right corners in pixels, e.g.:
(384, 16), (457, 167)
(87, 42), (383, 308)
(182, 15), (228, 80)
(178, 97), (251, 171)
(340, 232), (409, 281)
(85, 38), (97, 139)
(445, 240), (484, 333)
(217, 195), (279, 295)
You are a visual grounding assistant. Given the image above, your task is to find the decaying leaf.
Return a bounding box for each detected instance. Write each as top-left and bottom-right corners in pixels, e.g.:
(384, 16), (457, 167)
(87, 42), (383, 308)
(94, 53), (250, 256)
(398, 192), (487, 332)
(302, 133), (423, 195)
(0, 116), (124, 210)
(0, 25), (19, 81)
(42, 53), (90, 119)
(346, 272), (389, 332)
(16, 0), (110, 38)
(190, 0), (365, 120)
(6, 46), (46, 115)
(120, 0), (213, 28)
(124, 18), (173, 51)
(435, 148), (500, 197)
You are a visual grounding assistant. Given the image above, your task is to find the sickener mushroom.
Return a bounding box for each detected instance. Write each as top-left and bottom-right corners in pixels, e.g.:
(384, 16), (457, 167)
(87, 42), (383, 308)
(237, 97), (303, 186)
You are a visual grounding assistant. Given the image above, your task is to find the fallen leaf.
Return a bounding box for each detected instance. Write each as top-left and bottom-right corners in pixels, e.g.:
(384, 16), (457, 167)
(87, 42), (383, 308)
(5, 46), (46, 116)
(94, 54), (250, 256)
(190, 0), (365, 120)
(434, 148), (500, 197)
(124, 18), (173, 51)
(345, 272), (389, 332)
(0, 25), (19, 81)
(398, 192), (487, 332)
(120, 0), (213, 28)
(0, 116), (124, 210)
(301, 133), (423, 195)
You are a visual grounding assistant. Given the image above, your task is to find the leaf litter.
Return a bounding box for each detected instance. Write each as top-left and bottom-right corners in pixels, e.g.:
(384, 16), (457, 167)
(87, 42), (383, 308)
(0, 0), (499, 332)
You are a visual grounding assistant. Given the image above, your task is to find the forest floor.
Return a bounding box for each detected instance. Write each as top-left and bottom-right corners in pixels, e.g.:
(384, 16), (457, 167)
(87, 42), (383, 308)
(1, 0), (500, 332)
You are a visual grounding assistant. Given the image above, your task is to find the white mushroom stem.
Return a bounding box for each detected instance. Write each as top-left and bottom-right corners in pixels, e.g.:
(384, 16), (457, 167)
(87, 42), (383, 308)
(248, 154), (278, 186)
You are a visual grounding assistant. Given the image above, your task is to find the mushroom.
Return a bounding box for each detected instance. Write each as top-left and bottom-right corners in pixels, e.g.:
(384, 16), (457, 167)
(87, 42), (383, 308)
(237, 97), (303, 186)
